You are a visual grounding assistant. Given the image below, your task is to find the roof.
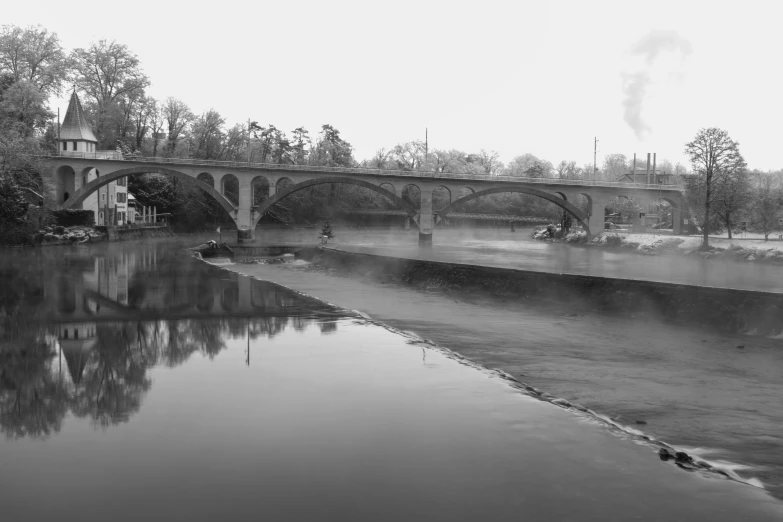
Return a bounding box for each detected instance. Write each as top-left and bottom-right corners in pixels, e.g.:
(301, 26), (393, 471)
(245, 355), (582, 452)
(60, 91), (97, 142)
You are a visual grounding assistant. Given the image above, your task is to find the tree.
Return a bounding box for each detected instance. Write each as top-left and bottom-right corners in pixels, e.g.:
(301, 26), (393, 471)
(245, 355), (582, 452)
(0, 80), (52, 137)
(556, 160), (583, 180)
(146, 98), (164, 156)
(749, 172), (783, 241)
(313, 124), (353, 167)
(712, 168), (751, 238)
(162, 97), (194, 153)
(0, 25), (68, 95)
(391, 140), (425, 170)
(684, 127), (747, 248)
(191, 109), (225, 160)
(0, 174), (28, 224)
(71, 40), (150, 145)
(504, 154), (553, 178)
(290, 127), (310, 165)
(602, 154), (628, 180)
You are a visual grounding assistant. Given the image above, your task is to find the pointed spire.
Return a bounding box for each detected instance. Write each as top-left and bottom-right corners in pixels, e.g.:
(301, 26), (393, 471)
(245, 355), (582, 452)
(60, 90), (97, 143)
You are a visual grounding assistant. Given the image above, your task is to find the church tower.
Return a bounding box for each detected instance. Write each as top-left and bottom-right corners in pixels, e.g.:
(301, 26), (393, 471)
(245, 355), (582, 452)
(59, 90), (98, 154)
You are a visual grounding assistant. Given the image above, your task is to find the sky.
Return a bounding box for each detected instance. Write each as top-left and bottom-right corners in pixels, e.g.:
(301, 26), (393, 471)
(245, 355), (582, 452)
(5, 0), (782, 171)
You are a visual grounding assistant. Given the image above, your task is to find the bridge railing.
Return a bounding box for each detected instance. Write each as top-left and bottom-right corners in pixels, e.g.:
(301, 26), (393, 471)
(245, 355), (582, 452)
(42, 152), (683, 190)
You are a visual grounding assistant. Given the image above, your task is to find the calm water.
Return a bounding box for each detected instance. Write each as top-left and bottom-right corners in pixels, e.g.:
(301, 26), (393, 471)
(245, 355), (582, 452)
(1, 240), (782, 521)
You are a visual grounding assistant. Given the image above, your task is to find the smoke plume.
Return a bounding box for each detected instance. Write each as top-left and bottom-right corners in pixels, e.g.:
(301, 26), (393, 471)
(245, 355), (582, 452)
(622, 30), (692, 140)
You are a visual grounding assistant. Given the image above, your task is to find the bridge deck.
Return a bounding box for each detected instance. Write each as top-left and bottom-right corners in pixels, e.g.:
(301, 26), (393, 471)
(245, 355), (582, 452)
(43, 153), (682, 191)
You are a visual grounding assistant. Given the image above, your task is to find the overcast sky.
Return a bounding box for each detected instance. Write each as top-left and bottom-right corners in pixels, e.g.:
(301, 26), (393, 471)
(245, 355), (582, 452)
(6, 0), (781, 171)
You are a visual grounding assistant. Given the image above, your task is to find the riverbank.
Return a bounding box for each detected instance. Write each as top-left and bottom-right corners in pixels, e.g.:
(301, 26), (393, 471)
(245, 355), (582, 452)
(534, 227), (783, 263)
(213, 246), (783, 500)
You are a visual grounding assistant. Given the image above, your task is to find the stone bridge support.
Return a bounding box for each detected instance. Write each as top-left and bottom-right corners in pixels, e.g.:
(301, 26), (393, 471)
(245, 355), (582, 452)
(418, 187), (434, 244)
(237, 177), (254, 242)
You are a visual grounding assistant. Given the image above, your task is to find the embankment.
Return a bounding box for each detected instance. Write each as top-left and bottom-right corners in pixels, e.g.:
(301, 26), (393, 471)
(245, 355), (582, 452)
(297, 246), (783, 336)
(107, 226), (175, 241)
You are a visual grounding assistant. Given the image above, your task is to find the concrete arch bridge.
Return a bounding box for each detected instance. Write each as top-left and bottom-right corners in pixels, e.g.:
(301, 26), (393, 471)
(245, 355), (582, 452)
(46, 154), (685, 243)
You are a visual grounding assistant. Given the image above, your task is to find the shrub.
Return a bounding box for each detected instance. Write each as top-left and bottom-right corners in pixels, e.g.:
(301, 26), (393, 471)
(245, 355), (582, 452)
(52, 209), (95, 227)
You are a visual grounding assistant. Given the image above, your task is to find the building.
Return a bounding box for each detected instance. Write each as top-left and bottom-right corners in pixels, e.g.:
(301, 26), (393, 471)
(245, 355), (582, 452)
(59, 90), (128, 226)
(617, 153), (674, 185)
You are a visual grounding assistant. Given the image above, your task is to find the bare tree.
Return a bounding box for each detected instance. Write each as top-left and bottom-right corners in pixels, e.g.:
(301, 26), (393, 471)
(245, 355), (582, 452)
(162, 97), (194, 153)
(684, 127), (747, 248)
(749, 172), (783, 241)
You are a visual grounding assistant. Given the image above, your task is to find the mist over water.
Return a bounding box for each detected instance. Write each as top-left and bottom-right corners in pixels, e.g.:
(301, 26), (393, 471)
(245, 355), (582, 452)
(247, 225), (783, 293)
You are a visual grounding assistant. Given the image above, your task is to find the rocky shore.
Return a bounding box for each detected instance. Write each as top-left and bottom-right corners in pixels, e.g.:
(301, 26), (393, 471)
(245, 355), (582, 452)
(533, 227), (783, 264)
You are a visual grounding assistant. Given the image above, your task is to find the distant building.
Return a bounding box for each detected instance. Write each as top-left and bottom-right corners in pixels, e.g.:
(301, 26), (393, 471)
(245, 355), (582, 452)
(617, 153), (673, 185)
(59, 90), (128, 225)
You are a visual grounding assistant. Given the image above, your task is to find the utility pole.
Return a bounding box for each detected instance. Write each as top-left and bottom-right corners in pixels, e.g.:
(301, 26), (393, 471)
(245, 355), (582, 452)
(57, 108), (61, 155)
(593, 137), (598, 181)
(425, 128), (428, 170)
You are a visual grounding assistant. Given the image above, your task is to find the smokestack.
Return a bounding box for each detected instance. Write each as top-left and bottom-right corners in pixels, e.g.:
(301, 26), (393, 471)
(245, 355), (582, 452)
(652, 153), (657, 183)
(646, 153), (651, 184)
(633, 153), (637, 179)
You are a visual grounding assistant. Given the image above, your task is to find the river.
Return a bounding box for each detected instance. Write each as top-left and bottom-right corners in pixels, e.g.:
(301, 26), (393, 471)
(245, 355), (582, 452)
(1, 237), (782, 521)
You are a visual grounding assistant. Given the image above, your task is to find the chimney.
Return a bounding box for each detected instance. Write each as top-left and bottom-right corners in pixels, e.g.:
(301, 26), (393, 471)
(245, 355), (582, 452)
(646, 153), (651, 184)
(652, 153), (657, 183)
(633, 153), (637, 178)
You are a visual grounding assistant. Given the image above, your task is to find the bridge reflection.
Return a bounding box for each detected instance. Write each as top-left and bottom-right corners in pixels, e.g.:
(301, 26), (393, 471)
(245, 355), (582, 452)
(0, 242), (348, 439)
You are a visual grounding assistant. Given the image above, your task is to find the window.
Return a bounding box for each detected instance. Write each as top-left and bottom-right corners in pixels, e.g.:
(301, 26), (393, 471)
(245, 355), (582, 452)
(64, 329), (68, 339)
(62, 142), (67, 151)
(74, 329), (79, 340)
(99, 211), (104, 223)
(117, 193), (126, 203)
(72, 141), (77, 151)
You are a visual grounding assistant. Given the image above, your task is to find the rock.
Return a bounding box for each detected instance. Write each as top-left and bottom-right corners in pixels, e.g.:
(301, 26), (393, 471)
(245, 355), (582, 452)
(43, 233), (56, 242)
(54, 226), (65, 234)
(635, 420), (647, 425)
(674, 451), (693, 464)
(658, 448), (672, 461)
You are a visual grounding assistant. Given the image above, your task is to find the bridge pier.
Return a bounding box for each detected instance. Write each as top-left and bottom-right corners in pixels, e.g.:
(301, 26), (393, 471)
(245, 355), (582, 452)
(672, 205), (683, 235)
(236, 177), (255, 242)
(418, 188), (434, 246)
(587, 197), (609, 239)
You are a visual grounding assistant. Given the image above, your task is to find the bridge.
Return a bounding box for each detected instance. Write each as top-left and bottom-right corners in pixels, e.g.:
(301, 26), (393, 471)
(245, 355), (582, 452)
(45, 152), (686, 243)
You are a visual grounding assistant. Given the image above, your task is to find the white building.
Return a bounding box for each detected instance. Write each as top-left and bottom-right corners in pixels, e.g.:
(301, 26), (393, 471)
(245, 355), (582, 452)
(60, 90), (128, 226)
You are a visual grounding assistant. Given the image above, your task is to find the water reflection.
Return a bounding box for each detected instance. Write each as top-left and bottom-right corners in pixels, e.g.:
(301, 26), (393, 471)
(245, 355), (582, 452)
(0, 241), (346, 439)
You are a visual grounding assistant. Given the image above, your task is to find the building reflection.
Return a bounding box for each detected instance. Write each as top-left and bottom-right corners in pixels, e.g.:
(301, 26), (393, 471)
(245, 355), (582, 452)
(0, 242), (347, 440)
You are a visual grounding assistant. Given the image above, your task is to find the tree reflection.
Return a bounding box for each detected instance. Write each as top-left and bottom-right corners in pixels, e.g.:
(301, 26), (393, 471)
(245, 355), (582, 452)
(0, 336), (69, 439)
(69, 323), (151, 428)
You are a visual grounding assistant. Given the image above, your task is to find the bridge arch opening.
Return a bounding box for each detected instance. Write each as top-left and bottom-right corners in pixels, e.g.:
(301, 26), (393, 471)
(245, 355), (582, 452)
(56, 165), (76, 203)
(401, 184), (421, 208)
(276, 177), (294, 192)
(197, 172), (214, 188)
(378, 183), (395, 196)
(61, 166), (238, 222)
(253, 177), (419, 227)
(432, 186), (451, 211)
(221, 174), (239, 206)
(439, 185), (590, 234)
(252, 176), (270, 206)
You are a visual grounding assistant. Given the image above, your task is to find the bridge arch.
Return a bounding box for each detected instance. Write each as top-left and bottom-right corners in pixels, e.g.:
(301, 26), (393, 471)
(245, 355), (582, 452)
(197, 172), (214, 188)
(433, 186), (451, 211)
(61, 166), (237, 216)
(254, 177), (418, 225)
(378, 183), (395, 196)
(438, 185), (590, 232)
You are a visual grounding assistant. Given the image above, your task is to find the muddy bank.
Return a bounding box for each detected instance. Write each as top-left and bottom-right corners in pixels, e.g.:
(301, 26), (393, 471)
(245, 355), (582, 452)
(296, 247), (783, 336)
